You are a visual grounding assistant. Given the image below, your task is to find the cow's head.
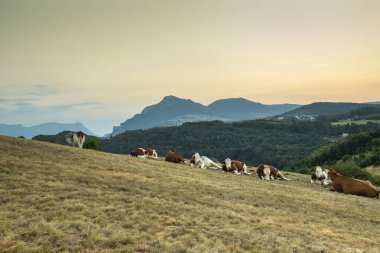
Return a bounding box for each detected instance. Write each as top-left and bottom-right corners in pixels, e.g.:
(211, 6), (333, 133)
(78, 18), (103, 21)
(76, 131), (85, 139)
(190, 153), (200, 167)
(327, 169), (338, 179)
(190, 156), (195, 167)
(224, 158), (232, 169)
(315, 166), (323, 178)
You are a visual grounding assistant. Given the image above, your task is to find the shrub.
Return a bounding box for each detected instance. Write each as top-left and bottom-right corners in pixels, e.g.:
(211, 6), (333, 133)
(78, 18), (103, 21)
(84, 138), (101, 150)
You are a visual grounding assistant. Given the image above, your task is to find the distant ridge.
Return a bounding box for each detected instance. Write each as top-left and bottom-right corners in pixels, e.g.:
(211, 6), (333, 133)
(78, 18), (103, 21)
(279, 102), (380, 117)
(111, 95), (300, 135)
(0, 122), (94, 139)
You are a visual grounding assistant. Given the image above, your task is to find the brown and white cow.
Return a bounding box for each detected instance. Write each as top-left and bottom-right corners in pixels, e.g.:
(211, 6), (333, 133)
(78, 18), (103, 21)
(328, 170), (379, 198)
(143, 148), (158, 158)
(190, 152), (222, 170)
(221, 158), (251, 175)
(256, 164), (290, 181)
(311, 166), (331, 185)
(65, 131), (85, 148)
(165, 150), (185, 163)
(130, 148), (147, 157)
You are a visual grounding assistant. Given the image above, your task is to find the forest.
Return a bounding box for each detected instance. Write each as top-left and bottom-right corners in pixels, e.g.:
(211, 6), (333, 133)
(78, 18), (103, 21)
(101, 119), (380, 168)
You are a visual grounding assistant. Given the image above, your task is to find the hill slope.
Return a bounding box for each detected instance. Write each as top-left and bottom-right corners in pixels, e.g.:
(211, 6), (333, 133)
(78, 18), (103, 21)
(280, 102), (380, 117)
(112, 96), (300, 135)
(290, 130), (380, 184)
(1, 136), (380, 252)
(0, 122), (94, 139)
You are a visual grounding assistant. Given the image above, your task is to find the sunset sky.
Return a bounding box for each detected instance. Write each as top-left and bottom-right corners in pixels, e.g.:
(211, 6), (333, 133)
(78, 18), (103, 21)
(1, 0), (380, 135)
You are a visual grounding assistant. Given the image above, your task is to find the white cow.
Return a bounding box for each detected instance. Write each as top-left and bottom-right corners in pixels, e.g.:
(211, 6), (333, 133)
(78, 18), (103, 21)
(311, 166), (331, 186)
(190, 152), (222, 170)
(65, 131), (86, 148)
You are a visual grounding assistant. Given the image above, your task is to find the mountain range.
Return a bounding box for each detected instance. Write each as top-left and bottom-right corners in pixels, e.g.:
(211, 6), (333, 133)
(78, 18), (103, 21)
(0, 122), (94, 139)
(111, 96), (300, 135)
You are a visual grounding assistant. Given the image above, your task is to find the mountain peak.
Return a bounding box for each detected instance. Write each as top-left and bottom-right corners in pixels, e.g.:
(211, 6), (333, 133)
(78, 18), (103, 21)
(162, 95), (180, 101)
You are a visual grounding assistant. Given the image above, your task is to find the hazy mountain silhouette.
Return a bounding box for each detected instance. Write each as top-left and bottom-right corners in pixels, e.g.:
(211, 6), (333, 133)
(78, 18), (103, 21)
(0, 122), (94, 139)
(111, 95), (300, 135)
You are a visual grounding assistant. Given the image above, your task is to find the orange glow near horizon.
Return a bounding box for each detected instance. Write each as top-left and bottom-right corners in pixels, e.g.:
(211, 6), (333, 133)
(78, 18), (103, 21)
(1, 0), (379, 133)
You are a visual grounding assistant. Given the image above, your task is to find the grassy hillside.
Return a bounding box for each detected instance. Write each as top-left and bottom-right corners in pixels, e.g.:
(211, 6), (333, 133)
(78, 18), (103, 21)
(318, 106), (380, 123)
(1, 136), (380, 252)
(331, 120), (380, 126)
(290, 130), (380, 185)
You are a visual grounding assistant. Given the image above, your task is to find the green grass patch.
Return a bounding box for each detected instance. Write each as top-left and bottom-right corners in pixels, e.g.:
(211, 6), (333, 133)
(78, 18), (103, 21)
(331, 120), (380, 126)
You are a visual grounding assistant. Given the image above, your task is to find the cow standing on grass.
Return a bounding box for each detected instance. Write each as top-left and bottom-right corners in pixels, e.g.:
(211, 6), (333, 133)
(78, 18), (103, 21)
(221, 158), (251, 175)
(190, 152), (221, 169)
(65, 131), (85, 148)
(256, 164), (290, 181)
(328, 170), (379, 198)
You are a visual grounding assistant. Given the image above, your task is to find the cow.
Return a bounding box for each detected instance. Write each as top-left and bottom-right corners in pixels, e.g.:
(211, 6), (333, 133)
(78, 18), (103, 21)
(143, 148), (158, 158)
(311, 166), (331, 185)
(328, 170), (379, 198)
(190, 152), (221, 169)
(65, 131), (85, 148)
(256, 164), (290, 181)
(221, 158), (251, 175)
(130, 148), (147, 158)
(165, 150), (185, 163)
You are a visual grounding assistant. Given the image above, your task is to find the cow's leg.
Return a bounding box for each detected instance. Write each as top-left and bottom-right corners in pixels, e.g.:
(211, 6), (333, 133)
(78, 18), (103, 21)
(277, 171), (290, 181)
(311, 180), (315, 184)
(209, 161), (222, 169)
(243, 164), (252, 175)
(233, 169), (241, 175)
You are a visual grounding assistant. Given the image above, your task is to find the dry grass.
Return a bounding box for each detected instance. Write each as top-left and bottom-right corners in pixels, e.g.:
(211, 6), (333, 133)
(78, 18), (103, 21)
(1, 136), (380, 253)
(366, 166), (380, 176)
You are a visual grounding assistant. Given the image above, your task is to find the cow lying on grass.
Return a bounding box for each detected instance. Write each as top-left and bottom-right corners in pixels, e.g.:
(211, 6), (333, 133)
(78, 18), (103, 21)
(311, 166), (331, 186)
(165, 150), (185, 164)
(328, 170), (379, 198)
(190, 153), (221, 169)
(221, 158), (251, 175)
(130, 148), (146, 157)
(256, 164), (290, 181)
(130, 148), (158, 158)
